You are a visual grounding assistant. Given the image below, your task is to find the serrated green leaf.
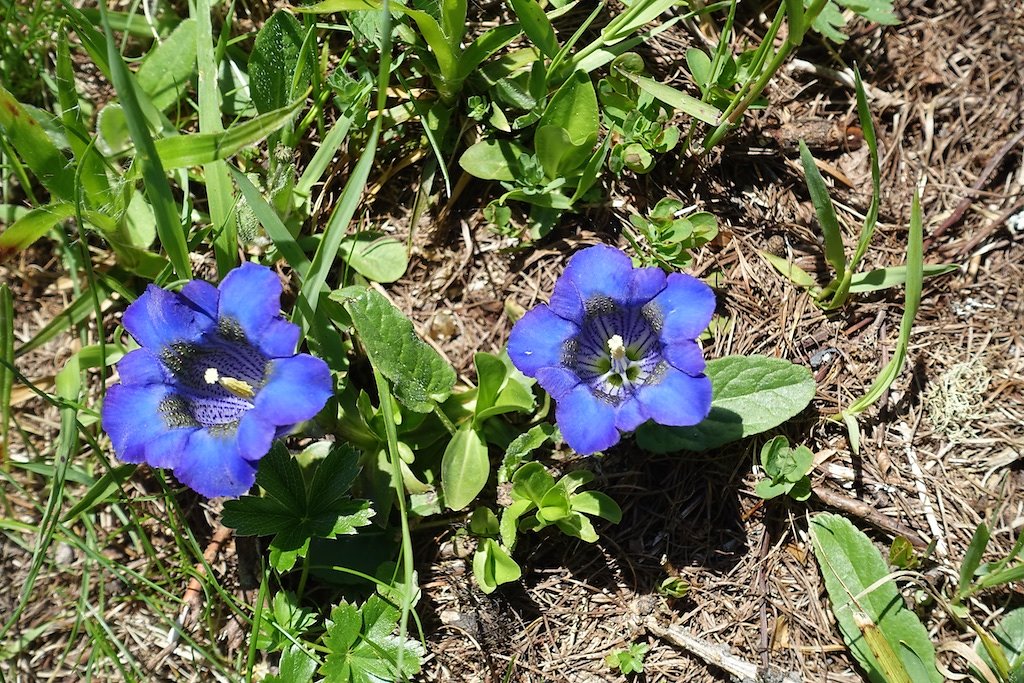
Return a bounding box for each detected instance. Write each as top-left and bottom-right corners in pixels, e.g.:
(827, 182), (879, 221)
(636, 355), (816, 452)
(809, 513), (941, 683)
(498, 424), (554, 484)
(346, 288), (456, 413)
(222, 443), (373, 572)
(321, 595), (423, 683)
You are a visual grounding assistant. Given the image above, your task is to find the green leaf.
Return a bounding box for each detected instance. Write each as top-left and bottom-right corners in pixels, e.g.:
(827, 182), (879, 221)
(537, 70), (598, 149)
(346, 288), (457, 413)
(498, 423), (554, 484)
(760, 251), (820, 291)
(321, 595), (423, 683)
(135, 18), (197, 112)
(628, 74), (720, 125)
(98, 4), (192, 279)
(848, 264), (958, 293)
(458, 139), (528, 181)
(570, 491), (622, 523)
(636, 355), (816, 452)
(473, 352), (507, 420)
(473, 538), (522, 593)
(469, 507), (499, 537)
(511, 461), (555, 506)
(508, 0), (559, 58)
(809, 513), (941, 683)
(249, 11), (309, 113)
(152, 98), (304, 170)
(256, 591), (316, 651)
(957, 522), (990, 600)
(264, 645), (317, 683)
(799, 140), (846, 280)
(0, 85), (77, 202)
(222, 443), (374, 572)
(976, 608), (1024, 679)
(0, 285), (12, 454)
(61, 464), (137, 522)
(440, 425), (490, 510)
(339, 232), (409, 283)
(842, 190), (923, 417)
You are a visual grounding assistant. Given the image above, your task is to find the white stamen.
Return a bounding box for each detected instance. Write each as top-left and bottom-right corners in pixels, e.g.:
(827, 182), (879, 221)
(204, 368), (220, 385)
(607, 334), (626, 360)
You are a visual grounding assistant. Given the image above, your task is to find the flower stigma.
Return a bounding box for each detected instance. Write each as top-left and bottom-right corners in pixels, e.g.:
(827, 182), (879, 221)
(203, 366), (255, 399)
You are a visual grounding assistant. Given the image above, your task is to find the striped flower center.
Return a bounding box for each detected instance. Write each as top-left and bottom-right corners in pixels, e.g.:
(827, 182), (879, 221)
(158, 331), (269, 431)
(564, 297), (667, 405)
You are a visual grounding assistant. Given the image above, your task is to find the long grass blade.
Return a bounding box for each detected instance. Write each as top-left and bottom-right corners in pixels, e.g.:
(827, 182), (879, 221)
(194, 0), (238, 276)
(97, 3), (192, 279)
(799, 140), (846, 280)
(0, 284), (12, 463)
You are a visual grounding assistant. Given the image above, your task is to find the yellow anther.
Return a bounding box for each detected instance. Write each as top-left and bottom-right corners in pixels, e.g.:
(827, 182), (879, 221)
(205, 367), (255, 399)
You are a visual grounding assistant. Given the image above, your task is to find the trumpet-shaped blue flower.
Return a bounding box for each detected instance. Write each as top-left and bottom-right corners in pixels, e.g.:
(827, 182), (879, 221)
(508, 245), (714, 454)
(102, 263), (331, 498)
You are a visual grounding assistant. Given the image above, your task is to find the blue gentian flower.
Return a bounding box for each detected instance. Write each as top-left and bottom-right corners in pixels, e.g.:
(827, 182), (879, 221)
(508, 245), (714, 454)
(102, 263), (332, 498)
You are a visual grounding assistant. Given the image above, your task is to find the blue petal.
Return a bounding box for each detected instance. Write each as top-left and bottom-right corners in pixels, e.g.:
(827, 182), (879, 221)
(647, 273), (715, 343)
(535, 366), (580, 400)
(102, 384), (173, 463)
(548, 245), (635, 320)
(180, 279), (220, 320)
(217, 262), (285, 346)
(662, 341), (707, 376)
(508, 305), (577, 376)
(255, 318), (300, 358)
(636, 366), (712, 426)
(175, 429), (258, 498)
(614, 397), (647, 432)
(115, 349), (167, 386)
(144, 428), (194, 469)
(123, 285), (216, 350)
(555, 385), (621, 454)
(254, 354), (332, 426)
(236, 411), (276, 462)
(629, 265), (667, 305)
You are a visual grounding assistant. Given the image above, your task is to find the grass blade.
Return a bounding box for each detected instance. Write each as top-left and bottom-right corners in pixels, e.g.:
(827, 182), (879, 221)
(194, 0), (237, 276)
(799, 139), (846, 280)
(0, 284), (12, 463)
(842, 190), (924, 417)
(957, 522), (990, 600)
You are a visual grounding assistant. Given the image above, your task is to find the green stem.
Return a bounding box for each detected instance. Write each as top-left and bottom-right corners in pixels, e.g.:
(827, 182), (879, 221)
(372, 366), (416, 679)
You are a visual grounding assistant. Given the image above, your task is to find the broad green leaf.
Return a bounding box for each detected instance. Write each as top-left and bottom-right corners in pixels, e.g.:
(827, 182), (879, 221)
(535, 125), (594, 179)
(473, 352), (507, 420)
(440, 425), (490, 510)
(153, 98), (303, 170)
(0, 85), (76, 202)
(249, 11), (309, 113)
(848, 264), (958, 293)
(809, 513), (941, 683)
(570, 491), (622, 523)
(508, 0), (559, 58)
(537, 70), (598, 148)
(800, 140), (846, 280)
(339, 232), (408, 283)
(264, 645), (317, 683)
(459, 139), (528, 181)
(511, 461), (555, 506)
(345, 288), (457, 413)
(256, 591), (316, 652)
(136, 18), (198, 111)
(473, 538), (521, 593)
(685, 48), (712, 89)
(222, 443), (374, 572)
(636, 355), (816, 452)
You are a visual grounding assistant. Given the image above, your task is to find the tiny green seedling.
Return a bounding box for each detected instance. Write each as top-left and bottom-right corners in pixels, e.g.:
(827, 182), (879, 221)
(753, 435), (813, 501)
(605, 642), (648, 676)
(625, 197), (718, 270)
(656, 576), (690, 599)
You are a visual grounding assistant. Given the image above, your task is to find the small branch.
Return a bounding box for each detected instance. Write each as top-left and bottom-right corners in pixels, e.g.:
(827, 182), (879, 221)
(812, 484), (929, 549)
(645, 617), (802, 683)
